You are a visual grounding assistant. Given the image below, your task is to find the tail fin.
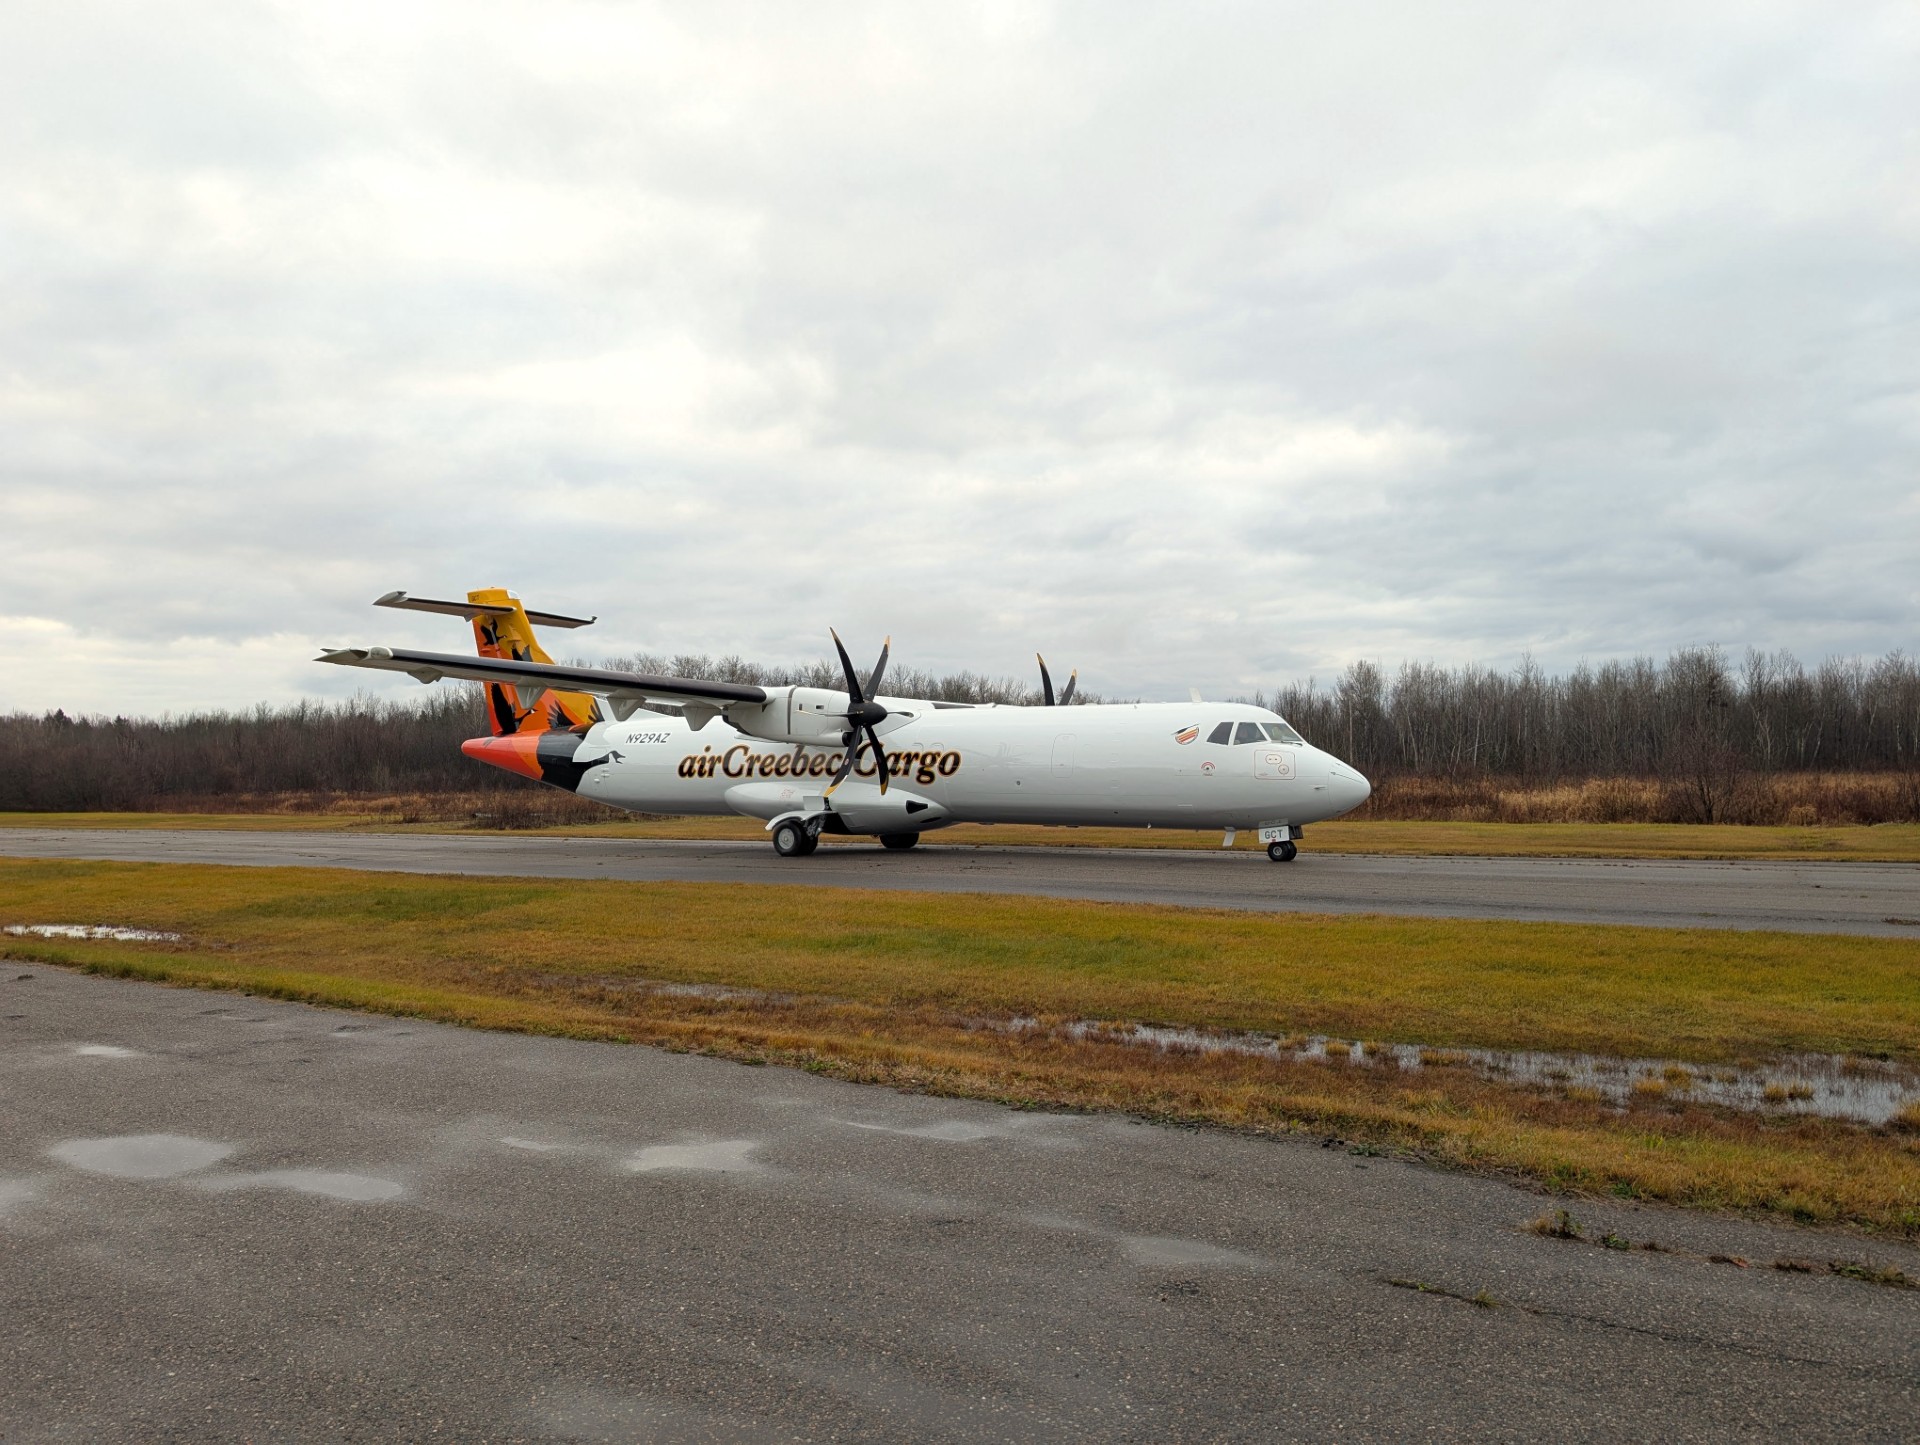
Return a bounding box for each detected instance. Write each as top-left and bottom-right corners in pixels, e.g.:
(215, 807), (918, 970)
(463, 588), (602, 737)
(371, 588), (601, 737)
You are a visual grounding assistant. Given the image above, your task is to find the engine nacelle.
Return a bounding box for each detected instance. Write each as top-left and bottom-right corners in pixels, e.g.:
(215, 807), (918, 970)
(724, 686), (853, 747)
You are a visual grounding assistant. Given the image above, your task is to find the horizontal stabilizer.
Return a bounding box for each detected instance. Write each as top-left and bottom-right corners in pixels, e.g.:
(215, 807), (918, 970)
(374, 591), (596, 630)
(316, 646), (767, 712)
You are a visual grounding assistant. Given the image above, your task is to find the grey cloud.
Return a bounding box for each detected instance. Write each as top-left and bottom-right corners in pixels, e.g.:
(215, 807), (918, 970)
(1, 1), (1915, 716)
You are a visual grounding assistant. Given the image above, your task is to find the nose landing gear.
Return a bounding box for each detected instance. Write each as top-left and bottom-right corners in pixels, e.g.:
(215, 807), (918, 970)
(1266, 839), (1298, 863)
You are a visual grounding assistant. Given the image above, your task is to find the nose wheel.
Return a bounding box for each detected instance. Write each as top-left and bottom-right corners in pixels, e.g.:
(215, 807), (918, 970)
(1266, 839), (1298, 863)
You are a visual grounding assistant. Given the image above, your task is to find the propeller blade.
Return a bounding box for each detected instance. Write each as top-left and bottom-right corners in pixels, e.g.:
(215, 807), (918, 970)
(822, 630), (897, 793)
(1037, 654), (1055, 707)
(824, 740), (860, 796)
(823, 730), (891, 797)
(830, 628), (863, 706)
(1060, 669), (1078, 706)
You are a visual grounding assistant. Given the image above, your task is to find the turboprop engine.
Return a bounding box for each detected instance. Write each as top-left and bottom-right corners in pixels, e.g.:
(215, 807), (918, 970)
(723, 686), (866, 748)
(717, 631), (902, 796)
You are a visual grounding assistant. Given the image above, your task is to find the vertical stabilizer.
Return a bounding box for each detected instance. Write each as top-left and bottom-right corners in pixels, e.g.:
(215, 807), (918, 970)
(462, 588), (602, 737)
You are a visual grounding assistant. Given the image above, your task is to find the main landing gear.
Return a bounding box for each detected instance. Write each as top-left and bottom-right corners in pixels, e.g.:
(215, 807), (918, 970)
(770, 822), (921, 857)
(771, 819), (818, 857)
(1266, 839), (1299, 863)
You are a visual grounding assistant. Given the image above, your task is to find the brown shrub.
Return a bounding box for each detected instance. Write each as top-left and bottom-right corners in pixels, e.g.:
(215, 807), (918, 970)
(1354, 771), (1920, 826)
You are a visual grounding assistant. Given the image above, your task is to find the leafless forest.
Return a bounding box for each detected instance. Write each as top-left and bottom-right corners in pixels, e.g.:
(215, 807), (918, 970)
(4, 646), (1916, 824)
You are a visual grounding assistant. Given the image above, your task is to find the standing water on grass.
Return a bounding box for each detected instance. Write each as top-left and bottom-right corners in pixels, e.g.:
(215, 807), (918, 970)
(6, 924), (182, 942)
(1013, 1019), (1920, 1126)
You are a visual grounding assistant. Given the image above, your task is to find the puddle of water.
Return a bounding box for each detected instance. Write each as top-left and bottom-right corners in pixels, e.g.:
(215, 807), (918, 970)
(626, 1139), (764, 1174)
(5, 924), (181, 943)
(532, 967), (1920, 1126)
(653, 981), (762, 1002)
(199, 1170), (404, 1202)
(71, 1044), (142, 1058)
(544, 973), (777, 1006)
(1012, 1019), (1920, 1126)
(50, 1134), (233, 1179)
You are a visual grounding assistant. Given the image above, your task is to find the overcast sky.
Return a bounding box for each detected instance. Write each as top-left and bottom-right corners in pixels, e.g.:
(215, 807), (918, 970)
(4, 1), (1915, 717)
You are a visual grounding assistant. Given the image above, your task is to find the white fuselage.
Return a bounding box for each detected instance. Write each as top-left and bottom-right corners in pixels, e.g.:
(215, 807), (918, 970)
(567, 698), (1371, 833)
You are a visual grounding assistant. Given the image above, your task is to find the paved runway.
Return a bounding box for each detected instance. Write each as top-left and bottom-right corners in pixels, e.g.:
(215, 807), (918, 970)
(4, 966), (1916, 1441)
(4, 827), (1918, 935)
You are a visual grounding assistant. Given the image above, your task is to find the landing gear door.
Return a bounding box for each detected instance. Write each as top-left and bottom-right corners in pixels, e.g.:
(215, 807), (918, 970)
(1254, 747), (1296, 781)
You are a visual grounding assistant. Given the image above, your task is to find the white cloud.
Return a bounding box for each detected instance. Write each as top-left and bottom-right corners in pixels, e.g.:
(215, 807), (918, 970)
(1, 1), (1915, 716)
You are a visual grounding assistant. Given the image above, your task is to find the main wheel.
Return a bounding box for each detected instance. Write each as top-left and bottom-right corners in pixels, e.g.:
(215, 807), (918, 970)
(879, 832), (920, 851)
(1266, 839), (1298, 863)
(772, 820), (816, 858)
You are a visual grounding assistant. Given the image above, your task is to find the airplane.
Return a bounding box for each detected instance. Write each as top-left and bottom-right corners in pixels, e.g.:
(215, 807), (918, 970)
(317, 588), (1372, 861)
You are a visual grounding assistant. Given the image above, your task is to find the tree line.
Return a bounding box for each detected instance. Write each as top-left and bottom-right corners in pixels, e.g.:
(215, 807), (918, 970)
(1260, 646), (1920, 778)
(0, 691), (491, 812)
(1, 645), (1914, 816)
(0, 658), (1068, 813)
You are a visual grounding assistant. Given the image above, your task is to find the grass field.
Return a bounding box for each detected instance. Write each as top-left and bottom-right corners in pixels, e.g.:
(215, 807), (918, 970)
(5, 856), (1918, 1235)
(4, 810), (1919, 861)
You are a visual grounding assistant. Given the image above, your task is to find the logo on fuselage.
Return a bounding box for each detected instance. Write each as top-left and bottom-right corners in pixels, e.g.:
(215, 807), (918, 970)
(1173, 726), (1200, 745)
(677, 745), (962, 787)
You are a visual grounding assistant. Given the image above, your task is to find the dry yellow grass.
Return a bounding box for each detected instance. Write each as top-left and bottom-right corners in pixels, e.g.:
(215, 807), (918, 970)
(5, 857), (1920, 1234)
(4, 809), (1920, 861)
(1361, 771), (1920, 828)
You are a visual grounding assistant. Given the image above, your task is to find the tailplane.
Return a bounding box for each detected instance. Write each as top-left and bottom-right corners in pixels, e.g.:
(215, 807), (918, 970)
(375, 589), (601, 736)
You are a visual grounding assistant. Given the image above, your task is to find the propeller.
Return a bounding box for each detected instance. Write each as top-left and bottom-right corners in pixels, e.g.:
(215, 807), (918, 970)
(1037, 654), (1078, 707)
(825, 629), (894, 795)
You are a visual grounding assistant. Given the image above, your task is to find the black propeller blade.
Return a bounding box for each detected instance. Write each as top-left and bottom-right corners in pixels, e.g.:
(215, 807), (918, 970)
(827, 628), (894, 795)
(1037, 654), (1078, 706)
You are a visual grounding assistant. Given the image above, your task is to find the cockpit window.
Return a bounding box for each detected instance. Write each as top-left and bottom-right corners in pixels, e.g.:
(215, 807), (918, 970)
(1233, 722), (1264, 744)
(1263, 721), (1305, 744)
(1206, 722), (1233, 745)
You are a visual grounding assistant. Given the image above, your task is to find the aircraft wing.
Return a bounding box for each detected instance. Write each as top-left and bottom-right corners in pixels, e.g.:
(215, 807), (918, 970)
(315, 646), (768, 713)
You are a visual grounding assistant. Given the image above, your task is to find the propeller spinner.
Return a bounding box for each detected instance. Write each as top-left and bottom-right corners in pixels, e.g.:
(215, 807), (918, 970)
(1037, 654), (1078, 707)
(826, 629), (894, 795)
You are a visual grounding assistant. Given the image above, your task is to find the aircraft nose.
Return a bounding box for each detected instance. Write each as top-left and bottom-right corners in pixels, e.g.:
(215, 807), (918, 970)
(1332, 763), (1371, 813)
